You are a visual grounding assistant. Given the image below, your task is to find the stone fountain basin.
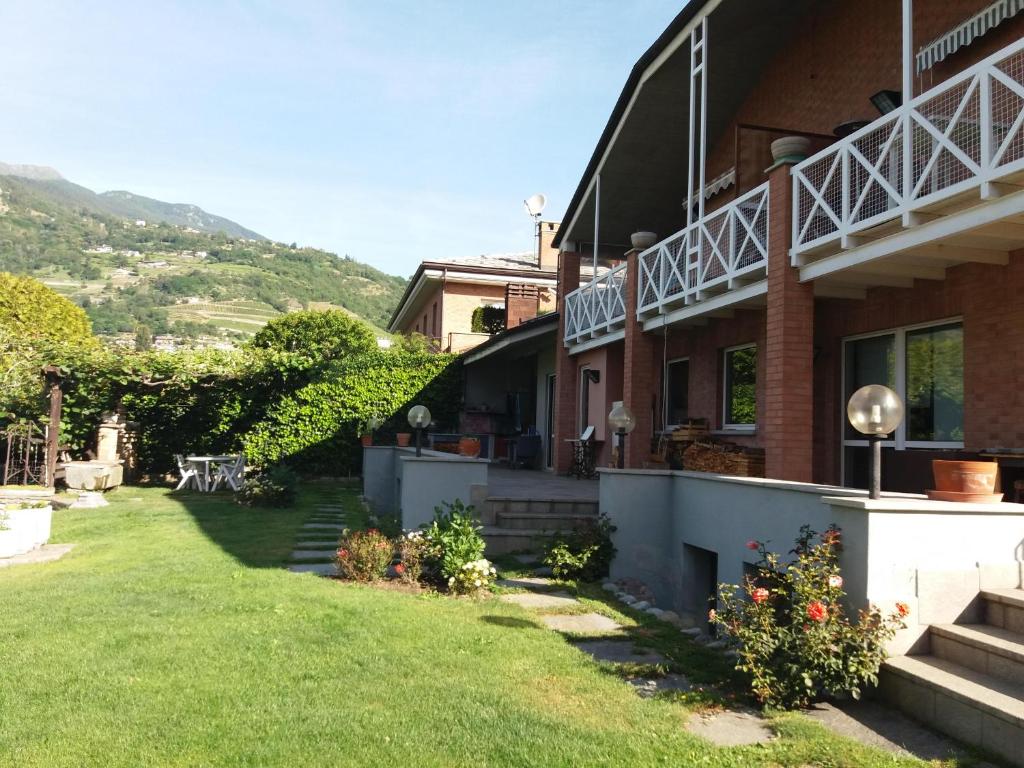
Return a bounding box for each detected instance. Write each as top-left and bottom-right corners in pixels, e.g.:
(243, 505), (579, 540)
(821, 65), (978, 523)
(61, 461), (123, 491)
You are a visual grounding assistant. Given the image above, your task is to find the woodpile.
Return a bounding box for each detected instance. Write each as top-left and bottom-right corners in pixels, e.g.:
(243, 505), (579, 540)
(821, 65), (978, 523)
(668, 419), (710, 442)
(683, 440), (765, 477)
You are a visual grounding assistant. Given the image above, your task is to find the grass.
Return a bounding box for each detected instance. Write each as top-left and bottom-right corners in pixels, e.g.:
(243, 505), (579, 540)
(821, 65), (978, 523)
(0, 486), (967, 767)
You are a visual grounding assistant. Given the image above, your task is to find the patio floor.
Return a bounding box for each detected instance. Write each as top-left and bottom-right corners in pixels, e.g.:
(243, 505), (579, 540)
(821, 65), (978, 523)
(487, 467), (598, 501)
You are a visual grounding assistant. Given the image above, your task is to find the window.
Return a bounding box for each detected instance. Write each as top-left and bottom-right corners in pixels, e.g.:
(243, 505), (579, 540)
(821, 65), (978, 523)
(431, 302), (438, 338)
(723, 345), (757, 429)
(664, 358), (689, 426)
(842, 320), (963, 484)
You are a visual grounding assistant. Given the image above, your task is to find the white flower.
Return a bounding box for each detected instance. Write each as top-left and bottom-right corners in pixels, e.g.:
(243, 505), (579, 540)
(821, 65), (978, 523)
(474, 580), (481, 587)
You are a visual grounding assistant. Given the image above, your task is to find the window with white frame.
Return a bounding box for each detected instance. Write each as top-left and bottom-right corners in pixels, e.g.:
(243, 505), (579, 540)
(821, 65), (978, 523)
(664, 358), (689, 427)
(842, 319), (964, 453)
(723, 344), (757, 429)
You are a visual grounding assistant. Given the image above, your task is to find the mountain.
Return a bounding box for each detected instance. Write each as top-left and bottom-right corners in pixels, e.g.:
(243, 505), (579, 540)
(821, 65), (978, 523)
(0, 163), (263, 240)
(0, 168), (407, 345)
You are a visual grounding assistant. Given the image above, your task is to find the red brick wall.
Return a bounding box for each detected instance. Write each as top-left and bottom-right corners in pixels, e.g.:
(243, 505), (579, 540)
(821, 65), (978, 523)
(704, 0), (1023, 191)
(813, 250), (1024, 484)
(504, 284), (539, 329)
(623, 251), (658, 467)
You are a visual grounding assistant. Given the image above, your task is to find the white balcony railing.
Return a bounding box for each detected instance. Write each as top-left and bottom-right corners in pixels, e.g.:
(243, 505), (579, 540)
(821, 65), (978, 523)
(793, 39), (1024, 257)
(637, 181), (770, 317)
(563, 262), (627, 344)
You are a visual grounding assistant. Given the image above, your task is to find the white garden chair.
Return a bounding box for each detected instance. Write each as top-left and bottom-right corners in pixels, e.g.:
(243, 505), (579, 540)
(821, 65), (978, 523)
(175, 454), (205, 491)
(211, 455), (245, 492)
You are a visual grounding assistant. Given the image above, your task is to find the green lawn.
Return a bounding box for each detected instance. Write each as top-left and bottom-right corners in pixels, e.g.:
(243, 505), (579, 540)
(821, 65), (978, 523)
(0, 486), (959, 767)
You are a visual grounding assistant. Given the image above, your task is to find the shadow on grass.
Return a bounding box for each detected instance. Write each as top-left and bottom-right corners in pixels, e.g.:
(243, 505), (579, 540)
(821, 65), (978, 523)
(479, 615), (541, 630)
(168, 480), (350, 569)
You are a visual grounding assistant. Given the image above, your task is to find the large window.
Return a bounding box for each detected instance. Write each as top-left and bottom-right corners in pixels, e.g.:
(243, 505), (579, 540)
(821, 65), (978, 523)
(664, 358), (689, 427)
(842, 320), (963, 485)
(723, 345), (757, 429)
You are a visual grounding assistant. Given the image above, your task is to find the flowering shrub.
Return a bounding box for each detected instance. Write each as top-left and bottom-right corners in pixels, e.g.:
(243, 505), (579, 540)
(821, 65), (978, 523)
(421, 500), (487, 590)
(336, 528), (394, 582)
(710, 525), (908, 708)
(543, 513), (616, 581)
(448, 558), (498, 595)
(236, 465), (297, 508)
(396, 530), (432, 584)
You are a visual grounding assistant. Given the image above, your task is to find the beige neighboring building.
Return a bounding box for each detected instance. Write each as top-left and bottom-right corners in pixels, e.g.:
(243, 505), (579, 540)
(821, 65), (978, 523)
(388, 221), (560, 353)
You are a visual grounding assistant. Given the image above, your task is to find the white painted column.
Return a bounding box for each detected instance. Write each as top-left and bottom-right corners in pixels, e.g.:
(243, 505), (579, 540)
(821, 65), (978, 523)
(902, 0), (914, 206)
(592, 173), (601, 277)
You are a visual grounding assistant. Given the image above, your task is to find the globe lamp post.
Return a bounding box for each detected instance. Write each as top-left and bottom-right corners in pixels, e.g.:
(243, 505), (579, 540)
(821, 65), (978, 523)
(846, 384), (904, 500)
(407, 405), (432, 458)
(608, 402), (636, 470)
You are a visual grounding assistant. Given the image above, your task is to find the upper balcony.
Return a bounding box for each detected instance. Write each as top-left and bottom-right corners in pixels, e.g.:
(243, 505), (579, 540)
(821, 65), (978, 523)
(635, 181), (770, 328)
(792, 39), (1024, 288)
(563, 262), (627, 349)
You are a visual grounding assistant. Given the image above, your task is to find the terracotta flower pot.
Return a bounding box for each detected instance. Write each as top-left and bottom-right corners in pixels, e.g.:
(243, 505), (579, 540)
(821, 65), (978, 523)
(360, 434), (372, 447)
(932, 460), (998, 494)
(396, 433), (412, 447)
(458, 436), (481, 458)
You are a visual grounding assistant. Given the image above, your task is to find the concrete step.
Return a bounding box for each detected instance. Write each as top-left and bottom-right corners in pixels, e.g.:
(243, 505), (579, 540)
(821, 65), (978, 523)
(931, 624), (1024, 686)
(482, 526), (574, 557)
(881, 654), (1024, 764)
(496, 511), (598, 531)
(485, 498), (598, 516)
(983, 589), (1024, 634)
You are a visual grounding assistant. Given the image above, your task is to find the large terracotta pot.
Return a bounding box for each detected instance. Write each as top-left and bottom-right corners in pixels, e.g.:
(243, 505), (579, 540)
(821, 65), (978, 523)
(396, 433), (412, 448)
(932, 460), (998, 494)
(458, 437), (481, 458)
(360, 434), (372, 447)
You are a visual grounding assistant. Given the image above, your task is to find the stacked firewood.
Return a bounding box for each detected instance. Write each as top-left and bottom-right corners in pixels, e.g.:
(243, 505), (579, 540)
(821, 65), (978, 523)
(682, 440), (765, 477)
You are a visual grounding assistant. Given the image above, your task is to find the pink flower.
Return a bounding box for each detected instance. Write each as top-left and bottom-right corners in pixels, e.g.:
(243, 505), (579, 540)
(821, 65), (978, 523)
(745, 540), (759, 551)
(338, 548), (349, 558)
(828, 574), (843, 589)
(394, 563), (406, 575)
(751, 587), (769, 604)
(807, 601), (828, 622)
(708, 609), (717, 622)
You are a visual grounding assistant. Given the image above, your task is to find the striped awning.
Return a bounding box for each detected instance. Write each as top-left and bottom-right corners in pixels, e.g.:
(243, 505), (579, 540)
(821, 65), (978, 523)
(916, 0), (1024, 73)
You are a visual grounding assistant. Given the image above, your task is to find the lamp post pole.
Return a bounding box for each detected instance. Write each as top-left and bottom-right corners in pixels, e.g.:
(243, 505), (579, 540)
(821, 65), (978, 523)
(869, 433), (883, 500)
(617, 428), (626, 469)
(415, 427), (423, 458)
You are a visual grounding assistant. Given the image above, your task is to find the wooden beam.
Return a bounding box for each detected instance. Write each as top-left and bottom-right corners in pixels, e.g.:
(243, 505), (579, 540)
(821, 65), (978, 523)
(911, 244), (1010, 265)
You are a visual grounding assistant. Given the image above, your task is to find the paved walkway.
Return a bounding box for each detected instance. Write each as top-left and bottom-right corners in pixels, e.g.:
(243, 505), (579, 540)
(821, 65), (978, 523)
(0, 543), (74, 569)
(287, 495), (351, 576)
(487, 468), (598, 501)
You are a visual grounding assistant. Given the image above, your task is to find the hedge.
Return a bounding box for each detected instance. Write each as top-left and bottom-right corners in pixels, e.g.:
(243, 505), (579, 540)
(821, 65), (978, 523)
(243, 350), (462, 475)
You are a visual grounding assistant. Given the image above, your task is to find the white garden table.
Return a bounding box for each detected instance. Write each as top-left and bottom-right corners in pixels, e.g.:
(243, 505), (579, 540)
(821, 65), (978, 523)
(186, 455), (243, 492)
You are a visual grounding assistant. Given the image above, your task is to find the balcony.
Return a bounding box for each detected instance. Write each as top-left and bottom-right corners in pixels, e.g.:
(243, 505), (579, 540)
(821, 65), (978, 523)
(792, 39), (1024, 286)
(563, 262), (627, 348)
(635, 181), (770, 326)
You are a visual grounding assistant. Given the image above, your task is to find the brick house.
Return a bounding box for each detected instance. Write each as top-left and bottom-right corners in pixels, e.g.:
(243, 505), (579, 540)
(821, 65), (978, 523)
(551, 0), (1024, 494)
(387, 221), (560, 353)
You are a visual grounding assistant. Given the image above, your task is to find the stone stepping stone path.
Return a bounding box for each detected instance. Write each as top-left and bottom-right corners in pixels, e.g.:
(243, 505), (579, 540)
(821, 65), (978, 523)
(499, 591), (580, 610)
(302, 523), (346, 530)
(496, 577), (554, 589)
(0, 543), (74, 569)
(685, 710), (773, 746)
(288, 563), (338, 575)
(627, 673), (693, 698)
(291, 549), (338, 561)
(541, 613), (622, 634)
(573, 639), (664, 664)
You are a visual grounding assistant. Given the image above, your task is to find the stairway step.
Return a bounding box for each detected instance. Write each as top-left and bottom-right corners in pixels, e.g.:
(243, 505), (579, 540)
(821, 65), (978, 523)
(932, 624), (1024, 686)
(982, 589), (1024, 634)
(882, 654), (1024, 763)
(496, 511), (598, 531)
(982, 589), (1024, 609)
(482, 526), (573, 557)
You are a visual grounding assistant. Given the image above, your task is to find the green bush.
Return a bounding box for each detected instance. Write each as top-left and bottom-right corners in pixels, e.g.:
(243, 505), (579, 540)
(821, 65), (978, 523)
(470, 306), (504, 334)
(0, 272), (94, 345)
(249, 309), (377, 363)
(236, 465), (298, 508)
(543, 514), (616, 581)
(242, 350), (462, 475)
(336, 528), (394, 582)
(710, 526), (908, 708)
(421, 500), (492, 593)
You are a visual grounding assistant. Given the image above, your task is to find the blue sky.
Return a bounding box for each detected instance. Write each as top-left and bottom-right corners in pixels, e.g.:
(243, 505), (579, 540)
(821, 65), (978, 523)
(0, 1), (682, 277)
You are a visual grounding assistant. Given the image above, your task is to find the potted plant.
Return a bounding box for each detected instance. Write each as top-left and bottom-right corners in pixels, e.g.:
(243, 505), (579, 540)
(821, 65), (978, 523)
(0, 486), (54, 559)
(360, 416), (380, 447)
(929, 459), (1001, 502)
(396, 433), (412, 447)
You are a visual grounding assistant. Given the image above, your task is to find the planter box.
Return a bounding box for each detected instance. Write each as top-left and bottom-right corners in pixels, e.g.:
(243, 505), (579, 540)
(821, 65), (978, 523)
(0, 505), (53, 558)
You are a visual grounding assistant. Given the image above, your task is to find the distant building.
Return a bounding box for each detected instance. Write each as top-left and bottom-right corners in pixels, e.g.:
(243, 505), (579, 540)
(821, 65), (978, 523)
(134, 219), (146, 227)
(138, 260), (169, 269)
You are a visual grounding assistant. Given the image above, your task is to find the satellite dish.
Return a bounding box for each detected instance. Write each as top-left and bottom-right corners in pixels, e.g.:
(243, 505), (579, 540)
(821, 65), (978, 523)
(523, 193), (547, 218)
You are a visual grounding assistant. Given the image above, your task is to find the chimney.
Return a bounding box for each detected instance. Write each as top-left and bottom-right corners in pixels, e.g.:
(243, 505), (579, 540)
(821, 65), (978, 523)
(505, 283), (540, 329)
(537, 220), (560, 272)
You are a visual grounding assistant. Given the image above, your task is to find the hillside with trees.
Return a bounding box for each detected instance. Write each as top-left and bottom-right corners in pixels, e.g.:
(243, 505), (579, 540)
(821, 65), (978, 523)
(0, 169), (407, 347)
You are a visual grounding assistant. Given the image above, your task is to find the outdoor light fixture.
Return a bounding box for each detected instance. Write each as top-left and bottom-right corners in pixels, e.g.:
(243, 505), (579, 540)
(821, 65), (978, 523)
(846, 384), (904, 500)
(608, 401), (636, 470)
(407, 405), (432, 457)
(870, 89), (903, 115)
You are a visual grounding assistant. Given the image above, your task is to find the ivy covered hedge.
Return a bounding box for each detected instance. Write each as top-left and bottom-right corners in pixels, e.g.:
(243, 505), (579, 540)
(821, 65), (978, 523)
(243, 350), (461, 475)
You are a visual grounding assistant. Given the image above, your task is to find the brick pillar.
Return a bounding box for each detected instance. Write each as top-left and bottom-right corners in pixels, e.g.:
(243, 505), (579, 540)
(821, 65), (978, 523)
(623, 249), (656, 468)
(764, 162), (815, 482)
(553, 252), (581, 473)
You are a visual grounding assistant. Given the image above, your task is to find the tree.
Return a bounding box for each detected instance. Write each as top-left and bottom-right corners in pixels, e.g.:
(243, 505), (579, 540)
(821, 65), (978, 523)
(0, 272), (94, 345)
(249, 309), (377, 362)
(135, 324), (154, 351)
